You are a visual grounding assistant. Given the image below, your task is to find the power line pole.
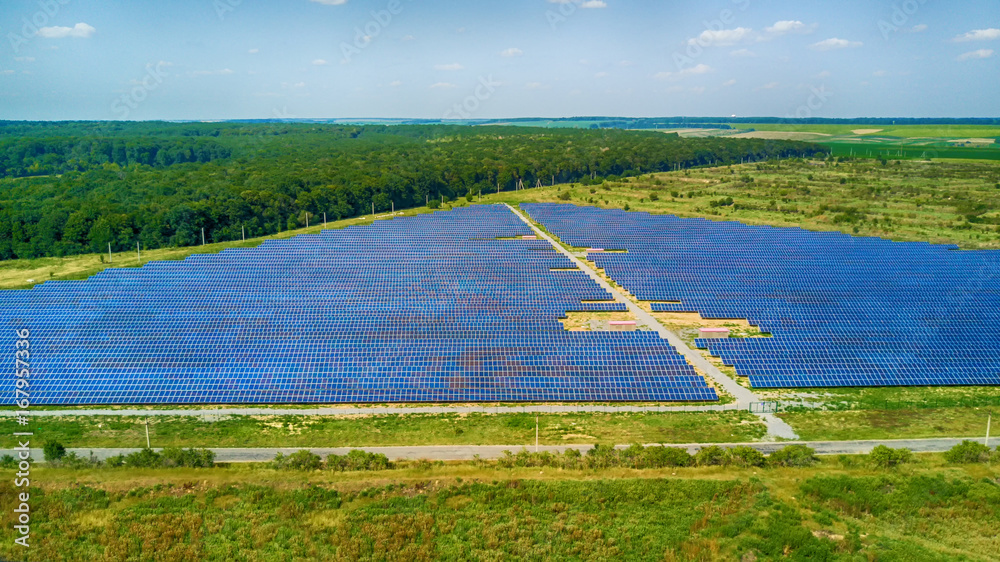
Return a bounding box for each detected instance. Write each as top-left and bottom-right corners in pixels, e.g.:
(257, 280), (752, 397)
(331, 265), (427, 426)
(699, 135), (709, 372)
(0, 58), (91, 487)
(145, 417), (150, 448)
(323, 212), (327, 227)
(201, 228), (205, 246)
(108, 243), (112, 264)
(242, 225), (245, 241)
(136, 241), (140, 263)
(535, 416), (539, 452)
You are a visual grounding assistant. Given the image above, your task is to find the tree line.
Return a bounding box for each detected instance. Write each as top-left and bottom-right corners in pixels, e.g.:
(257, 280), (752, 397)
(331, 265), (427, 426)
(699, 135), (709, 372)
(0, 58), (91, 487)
(0, 122), (828, 260)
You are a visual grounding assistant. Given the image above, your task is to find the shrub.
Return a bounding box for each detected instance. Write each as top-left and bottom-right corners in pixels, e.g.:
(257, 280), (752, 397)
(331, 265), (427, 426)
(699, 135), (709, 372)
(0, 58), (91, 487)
(43, 441), (67, 462)
(124, 448), (163, 468)
(271, 450), (323, 470)
(0, 455), (18, 469)
(944, 440), (992, 464)
(648, 192), (659, 201)
(557, 191), (571, 201)
(644, 446), (694, 468)
(727, 446), (766, 468)
(868, 445), (912, 468)
(623, 203), (630, 211)
(427, 200), (440, 209)
(327, 450), (392, 472)
(768, 445), (818, 467)
(695, 446), (727, 466)
(161, 447), (216, 468)
(465, 192), (474, 202)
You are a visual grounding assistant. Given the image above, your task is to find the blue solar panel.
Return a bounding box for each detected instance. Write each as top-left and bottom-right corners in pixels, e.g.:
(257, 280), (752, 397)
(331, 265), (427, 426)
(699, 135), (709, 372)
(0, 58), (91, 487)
(1, 204), (717, 404)
(522, 203), (1000, 389)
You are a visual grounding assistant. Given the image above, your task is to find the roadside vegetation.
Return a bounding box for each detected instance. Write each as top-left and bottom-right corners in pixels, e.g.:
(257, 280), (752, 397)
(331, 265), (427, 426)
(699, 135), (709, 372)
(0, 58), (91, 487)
(0, 410), (767, 450)
(1, 443), (997, 561)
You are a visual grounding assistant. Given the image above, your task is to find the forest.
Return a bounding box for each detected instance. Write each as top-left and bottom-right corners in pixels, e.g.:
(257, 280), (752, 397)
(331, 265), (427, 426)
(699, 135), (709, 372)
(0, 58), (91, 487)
(0, 122), (827, 260)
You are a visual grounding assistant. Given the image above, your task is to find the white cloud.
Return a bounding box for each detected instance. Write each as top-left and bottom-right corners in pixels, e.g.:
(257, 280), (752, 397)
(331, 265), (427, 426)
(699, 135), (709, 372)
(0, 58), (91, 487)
(312, 59), (329, 66)
(434, 63), (464, 71)
(0, 70), (14, 75)
(525, 82), (544, 89)
(617, 60), (634, 67)
(730, 48), (756, 57)
(14, 57), (35, 62)
(873, 70), (887, 76)
(430, 82), (456, 89)
(500, 47), (523, 57)
(580, 0), (607, 7)
(654, 63), (712, 80)
(912, 24), (928, 32)
(688, 27), (754, 47)
(957, 49), (994, 61)
(817, 70), (831, 78)
(310, 0), (348, 4)
(810, 37), (863, 50)
(765, 20), (815, 35)
(594, 71), (608, 78)
(401, 35), (415, 41)
(690, 86), (706, 94)
(389, 80), (402, 87)
(953, 28), (1000, 42)
(757, 81), (780, 90)
(722, 78), (736, 86)
(37, 23), (95, 39)
(248, 48), (259, 54)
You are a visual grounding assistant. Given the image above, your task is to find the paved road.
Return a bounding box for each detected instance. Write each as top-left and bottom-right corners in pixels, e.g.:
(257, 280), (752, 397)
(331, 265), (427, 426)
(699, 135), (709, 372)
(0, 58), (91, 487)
(505, 204), (798, 440)
(0, 403), (751, 417)
(3, 437), (990, 462)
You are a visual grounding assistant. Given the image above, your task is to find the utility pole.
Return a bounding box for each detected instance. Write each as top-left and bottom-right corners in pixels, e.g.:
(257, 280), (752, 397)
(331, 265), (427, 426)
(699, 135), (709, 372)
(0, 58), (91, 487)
(535, 416), (539, 452)
(372, 202), (375, 216)
(108, 243), (112, 264)
(987, 412), (992, 448)
(323, 212), (327, 227)
(242, 225), (245, 241)
(145, 417), (150, 448)
(136, 241), (140, 263)
(306, 213), (309, 229)
(391, 201), (394, 213)
(201, 228), (205, 246)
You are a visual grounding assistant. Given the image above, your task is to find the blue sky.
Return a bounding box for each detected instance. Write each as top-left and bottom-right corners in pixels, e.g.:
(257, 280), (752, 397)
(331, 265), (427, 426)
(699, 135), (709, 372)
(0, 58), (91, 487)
(1, 0), (998, 120)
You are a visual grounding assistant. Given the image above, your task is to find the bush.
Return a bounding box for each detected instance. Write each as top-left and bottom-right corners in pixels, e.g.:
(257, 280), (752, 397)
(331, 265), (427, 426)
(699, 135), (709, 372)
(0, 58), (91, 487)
(557, 191), (571, 201)
(944, 440), (992, 464)
(161, 447), (216, 468)
(327, 450), (392, 472)
(644, 446), (694, 468)
(43, 441), (67, 462)
(271, 450), (323, 470)
(427, 200), (440, 209)
(868, 445), (912, 468)
(727, 446), (766, 468)
(648, 192), (659, 201)
(0, 455), (18, 469)
(768, 445), (818, 467)
(124, 448), (163, 468)
(622, 203), (630, 211)
(695, 446), (727, 467)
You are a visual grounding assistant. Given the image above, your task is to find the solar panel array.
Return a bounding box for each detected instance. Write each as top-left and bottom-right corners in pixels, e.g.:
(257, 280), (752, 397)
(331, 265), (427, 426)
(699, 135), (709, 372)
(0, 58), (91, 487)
(521, 203), (1000, 389)
(2, 204), (717, 404)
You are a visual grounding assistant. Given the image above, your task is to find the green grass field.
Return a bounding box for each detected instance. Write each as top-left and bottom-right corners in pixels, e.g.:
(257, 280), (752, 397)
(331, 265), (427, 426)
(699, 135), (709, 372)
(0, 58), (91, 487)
(0, 411), (766, 449)
(2, 457), (996, 561)
(484, 158), (1000, 250)
(733, 123), (1000, 138)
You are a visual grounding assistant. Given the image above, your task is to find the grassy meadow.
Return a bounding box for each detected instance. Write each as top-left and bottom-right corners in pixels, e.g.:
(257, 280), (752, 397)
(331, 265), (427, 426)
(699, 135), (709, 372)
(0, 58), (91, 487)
(0, 411), (766, 450)
(1, 455), (997, 561)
